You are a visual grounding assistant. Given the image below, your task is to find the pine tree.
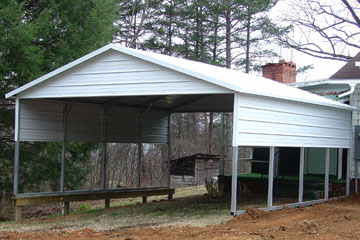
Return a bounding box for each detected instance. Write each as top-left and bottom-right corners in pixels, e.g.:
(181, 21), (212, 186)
(0, 0), (117, 196)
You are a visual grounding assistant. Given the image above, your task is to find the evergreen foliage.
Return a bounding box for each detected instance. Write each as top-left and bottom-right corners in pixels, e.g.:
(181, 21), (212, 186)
(0, 0), (117, 196)
(115, 0), (288, 72)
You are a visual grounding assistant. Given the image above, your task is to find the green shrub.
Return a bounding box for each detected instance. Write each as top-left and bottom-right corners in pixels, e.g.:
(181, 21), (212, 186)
(75, 203), (91, 213)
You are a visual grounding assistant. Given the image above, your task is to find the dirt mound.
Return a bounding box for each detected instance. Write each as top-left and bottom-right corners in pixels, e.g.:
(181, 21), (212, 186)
(227, 206), (269, 225)
(245, 206), (269, 219)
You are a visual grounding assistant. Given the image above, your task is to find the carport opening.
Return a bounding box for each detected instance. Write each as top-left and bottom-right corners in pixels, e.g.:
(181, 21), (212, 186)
(15, 93), (235, 195)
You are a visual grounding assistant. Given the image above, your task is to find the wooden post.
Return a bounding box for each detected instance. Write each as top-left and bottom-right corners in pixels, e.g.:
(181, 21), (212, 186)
(168, 194), (173, 200)
(325, 148), (330, 199)
(64, 202), (70, 216)
(142, 196), (147, 203)
(298, 147), (305, 202)
(15, 206), (22, 223)
(105, 199), (110, 209)
(268, 146), (275, 207)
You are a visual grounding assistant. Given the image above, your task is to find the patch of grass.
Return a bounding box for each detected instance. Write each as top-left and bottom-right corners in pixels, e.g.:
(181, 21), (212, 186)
(75, 203), (91, 213)
(0, 186), (300, 233)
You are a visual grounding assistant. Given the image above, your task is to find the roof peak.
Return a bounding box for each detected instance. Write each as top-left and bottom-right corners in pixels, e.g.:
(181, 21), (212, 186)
(330, 52), (360, 79)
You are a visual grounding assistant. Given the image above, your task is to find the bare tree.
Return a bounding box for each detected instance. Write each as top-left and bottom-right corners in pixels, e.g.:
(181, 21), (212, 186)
(280, 0), (360, 61)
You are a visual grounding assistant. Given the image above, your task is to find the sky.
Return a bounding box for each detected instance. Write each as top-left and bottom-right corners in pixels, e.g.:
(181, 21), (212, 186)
(268, 0), (358, 82)
(281, 48), (347, 82)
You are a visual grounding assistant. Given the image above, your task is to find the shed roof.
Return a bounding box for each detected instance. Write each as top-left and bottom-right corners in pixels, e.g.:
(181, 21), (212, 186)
(6, 44), (353, 110)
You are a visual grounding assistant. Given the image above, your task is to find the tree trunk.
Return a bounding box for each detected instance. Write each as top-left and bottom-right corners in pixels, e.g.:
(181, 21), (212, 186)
(245, 6), (251, 73)
(225, 0), (231, 69)
(208, 112), (213, 154)
(204, 113), (209, 153)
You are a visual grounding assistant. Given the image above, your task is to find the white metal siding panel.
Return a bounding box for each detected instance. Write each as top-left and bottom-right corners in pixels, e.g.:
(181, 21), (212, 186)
(19, 100), (168, 143)
(236, 94), (352, 148)
(142, 110), (168, 143)
(106, 107), (168, 143)
(19, 100), (63, 141)
(66, 103), (103, 142)
(18, 50), (230, 99)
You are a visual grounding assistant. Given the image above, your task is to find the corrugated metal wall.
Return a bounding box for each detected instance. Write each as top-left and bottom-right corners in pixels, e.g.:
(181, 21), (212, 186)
(236, 94), (352, 148)
(18, 50), (230, 99)
(19, 99), (169, 143)
(19, 100), (63, 141)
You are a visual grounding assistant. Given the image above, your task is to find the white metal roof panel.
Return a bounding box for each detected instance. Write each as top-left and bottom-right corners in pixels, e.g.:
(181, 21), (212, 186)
(6, 44), (354, 111)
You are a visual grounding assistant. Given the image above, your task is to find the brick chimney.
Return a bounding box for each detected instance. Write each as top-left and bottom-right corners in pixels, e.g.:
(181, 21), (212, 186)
(262, 60), (297, 84)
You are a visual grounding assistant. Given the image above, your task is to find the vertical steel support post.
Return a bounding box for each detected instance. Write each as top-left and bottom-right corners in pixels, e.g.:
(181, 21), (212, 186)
(13, 97), (20, 196)
(355, 159), (358, 193)
(268, 146), (275, 207)
(101, 105), (108, 190)
(60, 100), (68, 192)
(230, 146), (238, 214)
(230, 94), (240, 214)
(137, 107), (143, 188)
(298, 147), (305, 202)
(219, 113), (225, 176)
(338, 149), (343, 180)
(346, 148), (351, 196)
(325, 148), (330, 199)
(167, 113), (172, 187)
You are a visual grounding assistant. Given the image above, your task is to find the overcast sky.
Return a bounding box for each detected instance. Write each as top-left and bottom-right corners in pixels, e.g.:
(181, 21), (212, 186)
(282, 48), (347, 82)
(269, 0), (358, 82)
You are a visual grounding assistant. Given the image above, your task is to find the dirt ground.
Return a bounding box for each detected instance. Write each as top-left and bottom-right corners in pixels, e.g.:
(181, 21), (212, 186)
(1, 194), (360, 240)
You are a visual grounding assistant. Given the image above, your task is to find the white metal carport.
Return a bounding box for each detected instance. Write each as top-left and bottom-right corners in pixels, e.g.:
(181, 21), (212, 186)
(6, 44), (354, 216)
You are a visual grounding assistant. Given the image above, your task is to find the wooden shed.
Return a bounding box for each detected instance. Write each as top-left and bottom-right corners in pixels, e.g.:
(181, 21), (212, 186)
(170, 154), (219, 186)
(6, 44), (355, 216)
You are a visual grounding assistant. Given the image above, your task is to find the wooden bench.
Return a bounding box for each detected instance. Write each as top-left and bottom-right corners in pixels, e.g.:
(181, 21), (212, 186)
(12, 187), (175, 222)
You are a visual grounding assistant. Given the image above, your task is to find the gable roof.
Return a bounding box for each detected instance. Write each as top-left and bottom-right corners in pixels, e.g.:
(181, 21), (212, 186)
(330, 52), (360, 79)
(5, 44), (354, 110)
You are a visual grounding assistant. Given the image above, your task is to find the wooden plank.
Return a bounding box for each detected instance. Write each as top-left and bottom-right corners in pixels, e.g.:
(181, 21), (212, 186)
(13, 188), (175, 207)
